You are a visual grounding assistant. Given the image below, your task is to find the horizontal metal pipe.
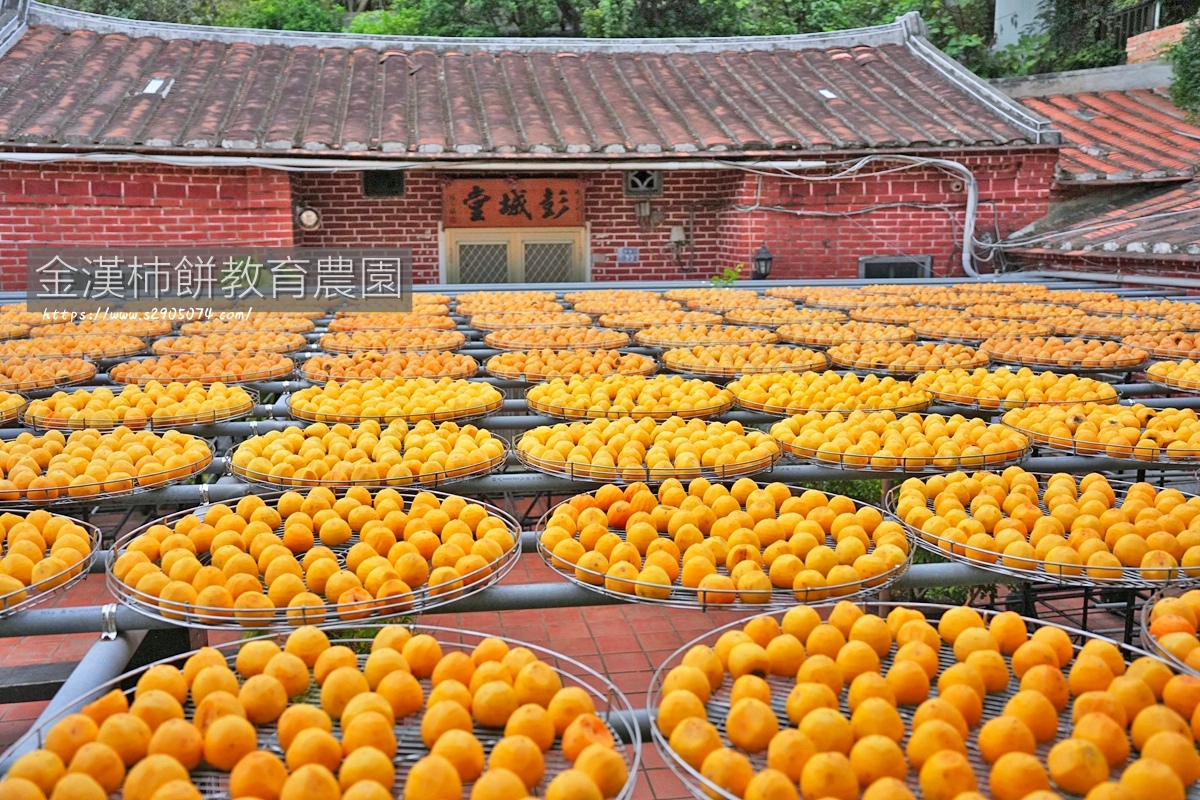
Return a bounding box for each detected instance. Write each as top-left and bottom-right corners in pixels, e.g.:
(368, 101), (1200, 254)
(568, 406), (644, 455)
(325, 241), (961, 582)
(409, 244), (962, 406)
(0, 631), (147, 769)
(0, 561), (1011, 638)
(1026, 269), (1200, 292)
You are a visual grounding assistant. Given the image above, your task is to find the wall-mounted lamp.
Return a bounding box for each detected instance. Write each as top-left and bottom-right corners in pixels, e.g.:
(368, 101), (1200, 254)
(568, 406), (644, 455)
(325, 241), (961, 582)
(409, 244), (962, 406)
(295, 206), (321, 230)
(669, 225), (687, 264)
(752, 242), (773, 280)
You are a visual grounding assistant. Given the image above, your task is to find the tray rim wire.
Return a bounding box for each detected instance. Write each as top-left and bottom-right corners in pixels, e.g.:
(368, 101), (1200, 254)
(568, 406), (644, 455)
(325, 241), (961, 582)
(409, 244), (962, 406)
(0, 623), (643, 800)
(227, 439), (508, 491)
(1147, 367), (1200, 396)
(0, 337), (147, 360)
(324, 318), (459, 333)
(923, 383), (1122, 411)
(660, 347), (829, 379)
(109, 355), (297, 386)
(686, 298), (795, 313)
(1002, 411), (1200, 464)
(981, 353), (1151, 374)
(535, 486), (912, 612)
(154, 334), (309, 356)
(287, 379), (503, 425)
(961, 303), (1084, 321)
(468, 313), (593, 332)
(179, 318), (318, 335)
(302, 354), (481, 383)
(320, 331), (467, 354)
(483, 329), (631, 352)
(514, 442), (782, 486)
(0, 512), (101, 620)
(909, 320), (1055, 344)
(0, 393), (27, 426)
(731, 389), (934, 418)
(774, 422), (1033, 475)
(1121, 337), (1200, 360)
(646, 600), (1183, 800)
(20, 387), (258, 432)
(884, 475), (1200, 589)
(29, 322), (173, 339)
(597, 313), (725, 331)
(0, 359), (97, 392)
(0, 325), (30, 341)
(1053, 317), (1187, 339)
(723, 309), (849, 327)
(634, 328), (781, 349)
(776, 326), (918, 348)
(0, 447), (213, 507)
(484, 350), (658, 382)
(107, 488), (523, 630)
(524, 379), (734, 422)
(1139, 585), (1200, 677)
(828, 344), (991, 376)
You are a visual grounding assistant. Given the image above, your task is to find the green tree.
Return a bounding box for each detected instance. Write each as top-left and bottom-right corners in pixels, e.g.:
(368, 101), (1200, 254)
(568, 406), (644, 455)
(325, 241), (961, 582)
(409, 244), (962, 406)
(1168, 16), (1200, 118)
(216, 0), (345, 31)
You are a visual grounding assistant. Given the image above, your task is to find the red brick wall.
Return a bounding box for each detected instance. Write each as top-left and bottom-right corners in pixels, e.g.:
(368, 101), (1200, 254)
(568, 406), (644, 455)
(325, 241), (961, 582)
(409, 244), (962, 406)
(290, 169), (740, 283)
(0, 150), (1057, 289)
(292, 171), (443, 284)
(0, 163), (294, 290)
(1127, 21), (1190, 64)
(734, 150), (1059, 280)
(292, 150), (1057, 283)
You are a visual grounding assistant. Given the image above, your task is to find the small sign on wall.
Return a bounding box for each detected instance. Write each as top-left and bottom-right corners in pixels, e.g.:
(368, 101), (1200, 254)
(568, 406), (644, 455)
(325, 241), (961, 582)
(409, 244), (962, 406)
(444, 179), (584, 228)
(616, 247), (640, 264)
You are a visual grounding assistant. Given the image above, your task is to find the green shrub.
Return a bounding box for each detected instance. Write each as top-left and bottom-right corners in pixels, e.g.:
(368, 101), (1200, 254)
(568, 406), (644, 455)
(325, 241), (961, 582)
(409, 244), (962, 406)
(1169, 17), (1200, 119)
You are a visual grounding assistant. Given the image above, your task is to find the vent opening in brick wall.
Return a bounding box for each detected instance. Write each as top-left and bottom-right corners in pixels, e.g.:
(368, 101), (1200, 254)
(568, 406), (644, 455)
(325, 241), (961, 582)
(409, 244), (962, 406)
(361, 171), (407, 198)
(624, 171), (663, 198)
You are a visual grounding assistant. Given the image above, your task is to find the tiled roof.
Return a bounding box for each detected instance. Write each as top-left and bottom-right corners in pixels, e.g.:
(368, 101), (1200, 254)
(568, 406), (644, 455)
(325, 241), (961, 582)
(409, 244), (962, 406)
(0, 5), (1054, 158)
(1018, 88), (1200, 182)
(1010, 179), (1200, 256)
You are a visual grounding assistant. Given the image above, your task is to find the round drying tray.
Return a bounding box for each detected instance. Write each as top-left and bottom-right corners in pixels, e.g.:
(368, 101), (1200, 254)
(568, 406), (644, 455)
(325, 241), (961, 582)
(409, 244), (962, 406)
(0, 512), (100, 620)
(227, 441), (508, 491)
(2, 625), (641, 800)
(732, 392), (933, 419)
(109, 355), (296, 386)
(320, 331), (467, 354)
(0, 447), (214, 507)
(515, 445), (781, 486)
(484, 351), (657, 382)
(288, 392), (504, 426)
(301, 353), (481, 383)
(648, 601), (1191, 800)
(885, 477), (1200, 589)
(482, 329), (631, 352)
(661, 347), (829, 379)
(525, 392), (732, 423)
(1140, 586), (1200, 677)
(776, 427), (1032, 475)
(1002, 412), (1200, 464)
(0, 358), (97, 392)
(21, 388), (257, 432)
(536, 489), (911, 612)
(108, 489), (522, 630)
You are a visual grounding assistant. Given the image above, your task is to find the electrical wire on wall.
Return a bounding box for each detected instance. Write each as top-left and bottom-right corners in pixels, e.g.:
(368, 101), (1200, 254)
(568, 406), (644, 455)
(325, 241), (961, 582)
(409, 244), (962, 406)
(723, 155), (986, 277)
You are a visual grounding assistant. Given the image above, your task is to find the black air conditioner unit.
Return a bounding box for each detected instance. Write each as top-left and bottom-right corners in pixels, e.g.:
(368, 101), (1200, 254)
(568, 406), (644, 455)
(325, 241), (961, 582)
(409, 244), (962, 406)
(858, 256), (932, 280)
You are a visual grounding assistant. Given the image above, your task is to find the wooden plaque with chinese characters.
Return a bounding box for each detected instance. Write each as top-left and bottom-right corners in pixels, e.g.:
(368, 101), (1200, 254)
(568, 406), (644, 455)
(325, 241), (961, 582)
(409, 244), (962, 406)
(444, 179), (584, 227)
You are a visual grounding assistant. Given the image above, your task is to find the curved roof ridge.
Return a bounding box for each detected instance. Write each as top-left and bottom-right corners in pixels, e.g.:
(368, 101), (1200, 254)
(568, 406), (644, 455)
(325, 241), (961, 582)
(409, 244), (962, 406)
(27, 1), (921, 53)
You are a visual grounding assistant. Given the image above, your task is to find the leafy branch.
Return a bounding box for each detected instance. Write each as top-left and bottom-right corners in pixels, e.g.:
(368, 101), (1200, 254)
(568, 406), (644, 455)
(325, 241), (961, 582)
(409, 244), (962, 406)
(710, 263), (743, 288)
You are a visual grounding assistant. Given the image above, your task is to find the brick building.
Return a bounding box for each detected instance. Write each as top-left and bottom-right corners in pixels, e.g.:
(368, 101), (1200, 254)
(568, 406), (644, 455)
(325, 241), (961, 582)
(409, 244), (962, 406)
(994, 54), (1200, 278)
(0, 0), (1061, 287)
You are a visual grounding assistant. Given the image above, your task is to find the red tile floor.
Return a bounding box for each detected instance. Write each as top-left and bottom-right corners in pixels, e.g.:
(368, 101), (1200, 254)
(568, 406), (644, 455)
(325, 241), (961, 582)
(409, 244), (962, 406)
(0, 554), (753, 799)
